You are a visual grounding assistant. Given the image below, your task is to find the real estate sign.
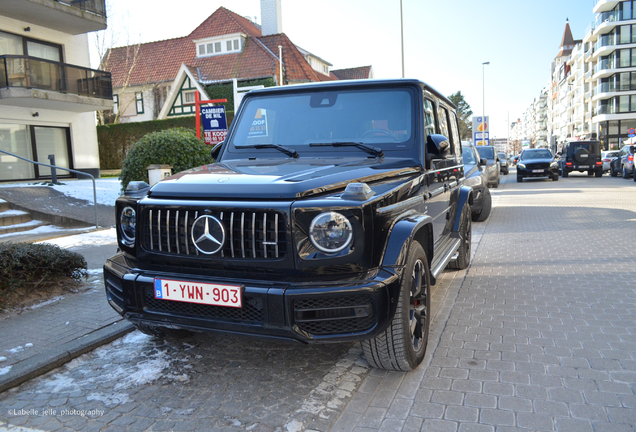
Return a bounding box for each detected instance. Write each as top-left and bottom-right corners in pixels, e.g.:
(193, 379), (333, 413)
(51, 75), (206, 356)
(201, 105), (228, 145)
(472, 116), (489, 145)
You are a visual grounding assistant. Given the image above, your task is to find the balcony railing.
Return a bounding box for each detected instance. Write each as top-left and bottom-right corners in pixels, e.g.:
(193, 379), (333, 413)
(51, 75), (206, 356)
(0, 55), (112, 100)
(594, 58), (616, 74)
(594, 104), (615, 115)
(595, 9), (621, 28)
(57, 0), (106, 17)
(595, 34), (616, 52)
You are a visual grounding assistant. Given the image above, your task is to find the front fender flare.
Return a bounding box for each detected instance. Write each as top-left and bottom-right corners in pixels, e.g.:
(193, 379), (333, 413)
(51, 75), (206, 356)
(380, 213), (434, 270)
(452, 185), (473, 232)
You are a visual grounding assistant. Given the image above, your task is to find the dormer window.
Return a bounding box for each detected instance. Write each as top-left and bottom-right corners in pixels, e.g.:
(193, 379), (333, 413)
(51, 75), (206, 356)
(196, 35), (244, 58)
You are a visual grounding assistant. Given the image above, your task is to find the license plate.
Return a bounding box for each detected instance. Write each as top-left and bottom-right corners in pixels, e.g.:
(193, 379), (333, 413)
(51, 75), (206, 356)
(532, 169), (544, 173)
(154, 278), (242, 308)
(578, 165), (589, 169)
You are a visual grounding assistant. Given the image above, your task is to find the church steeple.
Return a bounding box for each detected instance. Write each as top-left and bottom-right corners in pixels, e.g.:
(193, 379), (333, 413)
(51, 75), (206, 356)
(558, 19), (575, 58)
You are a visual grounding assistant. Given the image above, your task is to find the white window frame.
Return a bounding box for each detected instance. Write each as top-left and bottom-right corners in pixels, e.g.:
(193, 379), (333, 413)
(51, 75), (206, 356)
(195, 34), (244, 58)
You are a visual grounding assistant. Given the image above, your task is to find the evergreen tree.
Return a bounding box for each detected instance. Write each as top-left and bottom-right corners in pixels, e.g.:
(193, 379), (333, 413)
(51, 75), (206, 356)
(448, 91), (473, 140)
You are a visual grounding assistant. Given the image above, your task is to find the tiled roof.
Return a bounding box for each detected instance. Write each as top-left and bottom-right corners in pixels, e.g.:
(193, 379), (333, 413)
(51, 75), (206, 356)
(103, 6), (338, 89)
(259, 33), (336, 83)
(331, 66), (372, 80)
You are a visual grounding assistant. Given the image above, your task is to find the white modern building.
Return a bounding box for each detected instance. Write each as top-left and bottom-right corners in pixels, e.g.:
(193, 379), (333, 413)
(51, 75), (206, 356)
(0, 0), (112, 182)
(584, 0), (636, 150)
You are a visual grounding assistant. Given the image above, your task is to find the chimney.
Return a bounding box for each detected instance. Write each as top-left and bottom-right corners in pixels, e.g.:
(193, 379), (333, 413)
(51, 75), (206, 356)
(260, 0), (282, 36)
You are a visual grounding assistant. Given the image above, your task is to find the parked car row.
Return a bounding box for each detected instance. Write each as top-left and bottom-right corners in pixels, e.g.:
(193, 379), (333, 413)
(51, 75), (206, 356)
(462, 145), (492, 222)
(608, 144), (635, 180)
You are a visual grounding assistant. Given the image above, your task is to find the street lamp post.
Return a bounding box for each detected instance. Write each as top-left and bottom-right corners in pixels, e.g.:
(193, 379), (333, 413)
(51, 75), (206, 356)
(400, 0), (405, 78)
(482, 61), (490, 145)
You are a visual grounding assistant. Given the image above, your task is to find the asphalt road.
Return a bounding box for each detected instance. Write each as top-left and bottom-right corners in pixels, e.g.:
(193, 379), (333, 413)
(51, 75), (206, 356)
(1, 169), (635, 432)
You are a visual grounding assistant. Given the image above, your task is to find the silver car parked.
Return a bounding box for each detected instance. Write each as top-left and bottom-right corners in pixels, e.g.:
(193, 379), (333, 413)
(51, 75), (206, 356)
(475, 145), (500, 188)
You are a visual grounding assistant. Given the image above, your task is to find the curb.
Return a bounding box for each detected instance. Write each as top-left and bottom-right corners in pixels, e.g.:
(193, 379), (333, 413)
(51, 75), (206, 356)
(0, 321), (134, 394)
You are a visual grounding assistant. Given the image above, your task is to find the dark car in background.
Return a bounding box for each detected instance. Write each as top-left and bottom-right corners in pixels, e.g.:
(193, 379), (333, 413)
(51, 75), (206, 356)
(463, 145), (492, 221)
(475, 145), (500, 188)
(517, 148), (559, 182)
(498, 152), (509, 175)
(558, 140), (603, 177)
(609, 144), (635, 179)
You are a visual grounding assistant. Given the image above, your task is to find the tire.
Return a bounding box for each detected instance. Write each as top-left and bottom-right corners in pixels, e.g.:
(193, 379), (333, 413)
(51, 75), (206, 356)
(493, 176), (499, 188)
(587, 171), (593, 176)
(633, 170), (636, 182)
(473, 188), (491, 222)
(610, 166), (618, 177)
(623, 167), (629, 179)
(448, 203), (471, 270)
(552, 175), (559, 181)
(517, 176), (522, 183)
(595, 171), (603, 178)
(361, 241), (430, 371)
(562, 170), (568, 178)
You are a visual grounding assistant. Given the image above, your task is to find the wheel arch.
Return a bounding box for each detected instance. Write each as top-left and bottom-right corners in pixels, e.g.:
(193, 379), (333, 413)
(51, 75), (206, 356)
(452, 186), (474, 232)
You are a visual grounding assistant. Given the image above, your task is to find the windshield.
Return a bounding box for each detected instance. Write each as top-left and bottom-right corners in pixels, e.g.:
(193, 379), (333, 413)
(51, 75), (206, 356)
(498, 152), (506, 159)
(462, 147), (477, 165)
(227, 88), (413, 156)
(476, 146), (495, 159)
(521, 149), (552, 160)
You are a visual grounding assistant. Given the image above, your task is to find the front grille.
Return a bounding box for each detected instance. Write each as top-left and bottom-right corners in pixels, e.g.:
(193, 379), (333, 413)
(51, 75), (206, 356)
(142, 207), (286, 260)
(294, 295), (376, 336)
(525, 162), (551, 170)
(144, 289), (264, 323)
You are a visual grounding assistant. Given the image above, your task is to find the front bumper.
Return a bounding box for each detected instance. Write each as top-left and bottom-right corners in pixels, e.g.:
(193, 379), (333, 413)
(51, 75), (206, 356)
(518, 166), (559, 178)
(104, 253), (400, 343)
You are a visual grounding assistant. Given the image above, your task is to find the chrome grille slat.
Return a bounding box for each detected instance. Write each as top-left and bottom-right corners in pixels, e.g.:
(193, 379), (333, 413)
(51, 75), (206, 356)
(158, 210), (162, 252)
(185, 211), (190, 255)
(166, 210), (171, 253)
(240, 212), (245, 258)
(145, 207), (285, 260)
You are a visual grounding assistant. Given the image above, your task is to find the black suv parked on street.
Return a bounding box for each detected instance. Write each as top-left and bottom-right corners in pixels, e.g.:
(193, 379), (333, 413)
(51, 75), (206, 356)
(104, 79), (474, 371)
(558, 140), (603, 177)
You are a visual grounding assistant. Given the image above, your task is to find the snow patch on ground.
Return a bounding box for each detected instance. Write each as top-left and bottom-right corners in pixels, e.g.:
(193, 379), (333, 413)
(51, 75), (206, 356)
(0, 365), (12, 376)
(0, 179), (122, 206)
(7, 343), (33, 354)
(29, 296), (65, 309)
(32, 330), (191, 409)
(35, 228), (116, 249)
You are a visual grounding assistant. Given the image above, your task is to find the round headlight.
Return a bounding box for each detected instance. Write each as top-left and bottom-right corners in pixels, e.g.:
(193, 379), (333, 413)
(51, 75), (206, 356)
(518, 163), (526, 169)
(120, 206), (136, 246)
(309, 212), (353, 254)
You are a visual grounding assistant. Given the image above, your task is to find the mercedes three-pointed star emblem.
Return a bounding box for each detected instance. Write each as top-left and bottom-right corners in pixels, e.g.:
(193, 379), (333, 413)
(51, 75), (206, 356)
(191, 215), (225, 255)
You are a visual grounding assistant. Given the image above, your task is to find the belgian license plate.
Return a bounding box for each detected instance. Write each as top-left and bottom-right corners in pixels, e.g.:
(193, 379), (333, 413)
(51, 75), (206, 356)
(578, 165), (589, 169)
(154, 278), (242, 308)
(532, 169), (544, 173)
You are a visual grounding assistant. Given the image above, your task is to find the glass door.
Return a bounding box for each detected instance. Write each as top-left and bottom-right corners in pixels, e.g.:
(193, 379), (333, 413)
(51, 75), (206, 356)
(0, 124), (35, 181)
(33, 126), (71, 178)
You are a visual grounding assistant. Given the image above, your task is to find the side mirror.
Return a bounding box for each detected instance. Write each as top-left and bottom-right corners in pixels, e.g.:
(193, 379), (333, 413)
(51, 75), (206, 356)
(479, 158), (487, 166)
(211, 141), (224, 160)
(426, 134), (450, 159)
(630, 145), (635, 154)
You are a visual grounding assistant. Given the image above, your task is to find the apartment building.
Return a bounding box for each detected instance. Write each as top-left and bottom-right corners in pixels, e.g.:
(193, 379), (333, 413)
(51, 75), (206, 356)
(584, 0), (636, 150)
(0, 0), (112, 182)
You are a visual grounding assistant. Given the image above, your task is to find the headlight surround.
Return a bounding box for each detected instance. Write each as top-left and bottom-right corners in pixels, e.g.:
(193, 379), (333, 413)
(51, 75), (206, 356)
(308, 212), (353, 254)
(464, 174), (483, 188)
(550, 161), (558, 168)
(518, 163), (526, 169)
(120, 206), (136, 246)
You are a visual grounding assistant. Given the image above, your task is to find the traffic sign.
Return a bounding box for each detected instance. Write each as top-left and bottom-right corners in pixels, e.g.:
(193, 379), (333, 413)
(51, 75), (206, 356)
(628, 128), (635, 137)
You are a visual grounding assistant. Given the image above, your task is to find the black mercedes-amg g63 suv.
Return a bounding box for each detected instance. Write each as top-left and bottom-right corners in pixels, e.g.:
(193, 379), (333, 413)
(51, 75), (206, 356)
(104, 79), (474, 371)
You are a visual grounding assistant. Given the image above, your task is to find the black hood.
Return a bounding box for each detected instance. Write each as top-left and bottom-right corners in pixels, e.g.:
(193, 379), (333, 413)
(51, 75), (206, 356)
(148, 157), (421, 200)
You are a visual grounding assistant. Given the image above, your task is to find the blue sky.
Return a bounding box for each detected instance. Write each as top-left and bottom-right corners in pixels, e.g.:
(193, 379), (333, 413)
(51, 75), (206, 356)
(101, 0), (597, 138)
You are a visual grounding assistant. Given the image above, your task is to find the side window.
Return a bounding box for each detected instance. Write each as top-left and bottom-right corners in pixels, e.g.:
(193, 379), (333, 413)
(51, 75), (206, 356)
(437, 106), (451, 152)
(450, 112), (462, 157)
(423, 98), (436, 140)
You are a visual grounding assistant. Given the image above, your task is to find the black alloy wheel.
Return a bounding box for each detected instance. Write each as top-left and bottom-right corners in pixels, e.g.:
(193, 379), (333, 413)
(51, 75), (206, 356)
(361, 241), (430, 371)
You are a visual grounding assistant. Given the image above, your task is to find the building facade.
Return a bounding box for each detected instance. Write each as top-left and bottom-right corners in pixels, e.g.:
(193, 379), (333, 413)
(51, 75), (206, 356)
(519, 2), (636, 152)
(0, 0), (112, 182)
(105, 0), (369, 124)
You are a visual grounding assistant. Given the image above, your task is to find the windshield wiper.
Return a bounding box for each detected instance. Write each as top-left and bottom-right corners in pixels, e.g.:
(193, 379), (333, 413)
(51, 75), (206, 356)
(235, 144), (299, 158)
(309, 142), (384, 157)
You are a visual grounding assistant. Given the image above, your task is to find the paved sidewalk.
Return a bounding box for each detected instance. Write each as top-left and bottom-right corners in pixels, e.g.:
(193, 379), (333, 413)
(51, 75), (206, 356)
(0, 185), (131, 393)
(328, 172), (636, 432)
